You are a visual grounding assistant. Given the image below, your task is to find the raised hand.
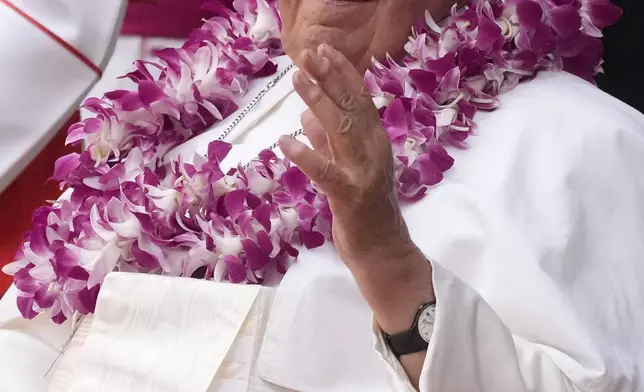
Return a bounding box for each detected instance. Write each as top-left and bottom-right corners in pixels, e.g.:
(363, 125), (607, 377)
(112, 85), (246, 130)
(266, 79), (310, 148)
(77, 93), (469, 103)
(279, 44), (416, 270)
(280, 44), (435, 370)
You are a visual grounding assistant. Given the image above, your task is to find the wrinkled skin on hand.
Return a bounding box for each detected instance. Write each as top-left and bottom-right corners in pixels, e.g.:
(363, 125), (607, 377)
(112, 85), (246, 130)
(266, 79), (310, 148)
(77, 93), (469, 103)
(279, 44), (417, 268)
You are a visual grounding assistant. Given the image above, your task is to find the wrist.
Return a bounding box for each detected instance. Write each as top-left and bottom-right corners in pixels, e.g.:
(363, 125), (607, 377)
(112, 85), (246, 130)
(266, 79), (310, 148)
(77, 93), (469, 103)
(348, 244), (435, 334)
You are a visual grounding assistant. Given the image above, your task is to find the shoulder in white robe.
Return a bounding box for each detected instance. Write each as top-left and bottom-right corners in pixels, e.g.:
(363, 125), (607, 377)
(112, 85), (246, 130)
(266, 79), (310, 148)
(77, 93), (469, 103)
(1, 55), (644, 392)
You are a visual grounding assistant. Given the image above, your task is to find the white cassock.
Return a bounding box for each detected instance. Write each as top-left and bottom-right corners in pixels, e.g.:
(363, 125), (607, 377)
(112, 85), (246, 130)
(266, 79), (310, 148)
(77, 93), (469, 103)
(1, 35), (644, 392)
(0, 0), (126, 194)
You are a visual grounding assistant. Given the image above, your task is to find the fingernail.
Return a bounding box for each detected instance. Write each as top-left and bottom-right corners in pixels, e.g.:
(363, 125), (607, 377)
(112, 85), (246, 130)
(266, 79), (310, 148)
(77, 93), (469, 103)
(279, 135), (296, 150)
(295, 70), (315, 86)
(306, 48), (330, 74)
(318, 43), (330, 57)
(301, 48), (313, 61)
(303, 48), (316, 62)
(301, 109), (315, 123)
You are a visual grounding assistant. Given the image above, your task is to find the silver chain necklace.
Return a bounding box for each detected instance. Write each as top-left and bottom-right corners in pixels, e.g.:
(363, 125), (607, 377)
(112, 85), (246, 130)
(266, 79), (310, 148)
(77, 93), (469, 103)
(206, 62), (304, 165)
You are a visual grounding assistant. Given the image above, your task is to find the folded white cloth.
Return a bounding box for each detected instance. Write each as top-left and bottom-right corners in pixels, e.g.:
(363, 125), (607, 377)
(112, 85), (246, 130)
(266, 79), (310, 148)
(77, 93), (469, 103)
(47, 273), (263, 392)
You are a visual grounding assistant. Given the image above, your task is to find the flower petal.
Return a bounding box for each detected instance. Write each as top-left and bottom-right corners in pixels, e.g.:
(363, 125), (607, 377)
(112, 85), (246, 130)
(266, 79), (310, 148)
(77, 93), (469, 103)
(242, 239), (270, 271)
(224, 255), (247, 283)
(516, 0), (544, 31)
(17, 296), (38, 319)
(550, 5), (582, 38)
(224, 190), (248, 220)
(1, 260), (29, 276)
(88, 243), (121, 288)
(300, 230), (325, 249)
(585, 1), (623, 28)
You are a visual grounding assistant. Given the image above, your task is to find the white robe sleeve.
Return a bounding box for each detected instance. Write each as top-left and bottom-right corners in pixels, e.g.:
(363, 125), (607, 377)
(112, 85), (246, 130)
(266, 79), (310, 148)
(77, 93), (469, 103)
(373, 262), (586, 392)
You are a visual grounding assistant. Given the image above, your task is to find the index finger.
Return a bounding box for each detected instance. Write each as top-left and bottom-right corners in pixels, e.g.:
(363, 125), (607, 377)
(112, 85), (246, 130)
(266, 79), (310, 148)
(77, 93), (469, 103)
(318, 44), (374, 109)
(294, 68), (369, 166)
(306, 44), (379, 123)
(296, 49), (381, 166)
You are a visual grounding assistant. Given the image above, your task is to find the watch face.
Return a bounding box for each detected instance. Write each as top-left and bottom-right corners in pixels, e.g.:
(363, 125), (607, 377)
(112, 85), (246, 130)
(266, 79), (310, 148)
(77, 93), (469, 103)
(417, 304), (436, 343)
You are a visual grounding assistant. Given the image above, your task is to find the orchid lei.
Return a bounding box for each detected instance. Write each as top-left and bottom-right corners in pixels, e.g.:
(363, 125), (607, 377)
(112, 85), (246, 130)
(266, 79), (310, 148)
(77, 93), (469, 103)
(2, 0), (621, 323)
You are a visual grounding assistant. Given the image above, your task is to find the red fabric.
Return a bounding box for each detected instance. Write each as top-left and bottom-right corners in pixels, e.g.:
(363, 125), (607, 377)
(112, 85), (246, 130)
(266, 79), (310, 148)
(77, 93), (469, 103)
(122, 0), (208, 38)
(0, 113), (81, 296)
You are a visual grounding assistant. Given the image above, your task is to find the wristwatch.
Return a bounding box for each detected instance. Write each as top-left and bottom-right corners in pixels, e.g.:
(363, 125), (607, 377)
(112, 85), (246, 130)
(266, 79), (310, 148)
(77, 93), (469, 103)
(384, 302), (436, 358)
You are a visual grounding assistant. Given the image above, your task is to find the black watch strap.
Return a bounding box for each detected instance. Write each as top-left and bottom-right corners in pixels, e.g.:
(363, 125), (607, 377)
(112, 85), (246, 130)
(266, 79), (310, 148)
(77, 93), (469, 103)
(384, 302), (436, 358)
(385, 331), (429, 358)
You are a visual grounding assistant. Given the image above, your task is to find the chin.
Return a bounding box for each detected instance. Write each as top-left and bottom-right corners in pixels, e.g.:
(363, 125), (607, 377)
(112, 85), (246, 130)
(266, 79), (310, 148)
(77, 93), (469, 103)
(287, 29), (380, 75)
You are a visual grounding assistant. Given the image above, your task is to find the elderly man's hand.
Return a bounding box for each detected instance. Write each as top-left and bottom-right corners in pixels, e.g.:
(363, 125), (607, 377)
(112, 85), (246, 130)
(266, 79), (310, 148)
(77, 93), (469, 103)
(279, 44), (412, 268)
(279, 44), (434, 337)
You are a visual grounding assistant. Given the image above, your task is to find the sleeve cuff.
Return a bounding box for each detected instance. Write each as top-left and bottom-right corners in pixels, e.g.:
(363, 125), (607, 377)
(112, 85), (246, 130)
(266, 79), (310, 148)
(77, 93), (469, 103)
(372, 316), (417, 391)
(370, 257), (494, 392)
